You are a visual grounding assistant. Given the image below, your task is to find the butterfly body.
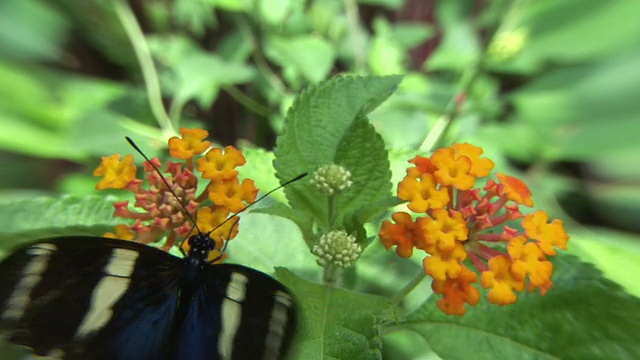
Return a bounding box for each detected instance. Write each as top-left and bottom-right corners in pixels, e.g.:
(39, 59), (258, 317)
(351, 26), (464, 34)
(0, 236), (296, 360)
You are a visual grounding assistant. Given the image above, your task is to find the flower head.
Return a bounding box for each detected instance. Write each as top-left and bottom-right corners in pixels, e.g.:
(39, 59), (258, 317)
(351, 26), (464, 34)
(313, 230), (362, 268)
(311, 164), (353, 195)
(94, 128), (257, 261)
(93, 154), (137, 190)
(168, 128), (211, 160)
(379, 142), (569, 315)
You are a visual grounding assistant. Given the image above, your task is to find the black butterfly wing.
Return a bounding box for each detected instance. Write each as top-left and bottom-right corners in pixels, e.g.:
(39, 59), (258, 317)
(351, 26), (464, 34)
(0, 237), (182, 360)
(174, 264), (297, 360)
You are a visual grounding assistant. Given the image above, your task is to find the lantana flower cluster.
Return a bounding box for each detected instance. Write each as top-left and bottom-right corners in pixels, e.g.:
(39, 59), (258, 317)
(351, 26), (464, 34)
(379, 143), (569, 315)
(93, 128), (258, 260)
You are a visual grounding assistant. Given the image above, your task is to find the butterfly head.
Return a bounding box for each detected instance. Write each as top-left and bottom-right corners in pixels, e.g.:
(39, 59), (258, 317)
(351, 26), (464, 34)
(186, 233), (216, 266)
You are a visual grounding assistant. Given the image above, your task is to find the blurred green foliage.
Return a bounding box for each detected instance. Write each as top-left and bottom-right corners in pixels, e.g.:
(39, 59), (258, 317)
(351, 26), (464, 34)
(0, 0), (639, 359)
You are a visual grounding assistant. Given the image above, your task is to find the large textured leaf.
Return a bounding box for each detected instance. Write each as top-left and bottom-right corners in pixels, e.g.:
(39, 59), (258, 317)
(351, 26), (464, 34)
(273, 75), (401, 229)
(396, 254), (640, 359)
(278, 269), (400, 360)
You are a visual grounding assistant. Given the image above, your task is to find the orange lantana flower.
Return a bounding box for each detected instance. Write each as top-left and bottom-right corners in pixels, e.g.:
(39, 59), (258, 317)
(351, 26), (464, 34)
(379, 142), (570, 315)
(94, 128), (256, 255)
(94, 154), (137, 190)
(168, 127), (211, 159)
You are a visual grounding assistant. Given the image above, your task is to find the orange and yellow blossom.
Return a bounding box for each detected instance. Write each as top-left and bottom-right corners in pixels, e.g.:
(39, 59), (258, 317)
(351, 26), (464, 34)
(378, 142), (569, 315)
(94, 128), (258, 259)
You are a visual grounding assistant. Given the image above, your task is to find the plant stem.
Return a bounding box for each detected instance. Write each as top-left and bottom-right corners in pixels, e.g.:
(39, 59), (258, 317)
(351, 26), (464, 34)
(323, 264), (341, 286)
(222, 85), (271, 117)
(343, 0), (366, 73)
(419, 0), (515, 152)
(234, 14), (289, 96)
(391, 271), (427, 305)
(112, 0), (175, 137)
(419, 61), (480, 153)
(327, 195), (337, 228)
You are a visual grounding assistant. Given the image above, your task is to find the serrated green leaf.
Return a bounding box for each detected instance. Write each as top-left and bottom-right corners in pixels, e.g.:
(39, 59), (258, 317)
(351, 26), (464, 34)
(278, 268), (399, 360)
(274, 75), (402, 229)
(334, 117), (392, 224)
(0, 195), (119, 237)
(397, 254), (640, 360)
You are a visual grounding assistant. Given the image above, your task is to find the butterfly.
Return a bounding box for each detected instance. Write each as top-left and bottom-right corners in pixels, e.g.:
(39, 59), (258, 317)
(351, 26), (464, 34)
(0, 138), (303, 359)
(0, 232), (297, 360)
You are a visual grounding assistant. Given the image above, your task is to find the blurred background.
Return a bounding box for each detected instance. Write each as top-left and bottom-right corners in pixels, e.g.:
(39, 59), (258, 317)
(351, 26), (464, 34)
(0, 0), (639, 354)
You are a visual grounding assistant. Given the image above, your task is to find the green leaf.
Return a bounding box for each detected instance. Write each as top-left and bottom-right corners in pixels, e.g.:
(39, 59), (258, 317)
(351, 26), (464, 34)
(521, 0), (640, 63)
(211, 0), (252, 11)
(368, 17), (406, 75)
(397, 255), (640, 359)
(0, 195), (119, 236)
(258, 0), (293, 25)
(356, 0), (404, 11)
(0, 0), (69, 61)
(265, 35), (336, 83)
(503, 48), (640, 161)
(274, 75), (402, 228)
(252, 202), (315, 249)
(425, 1), (481, 71)
(278, 269), (399, 360)
(228, 212), (316, 275)
(568, 228), (640, 297)
(170, 52), (255, 109)
(236, 147), (283, 203)
(0, 195), (120, 252)
(392, 23), (435, 50)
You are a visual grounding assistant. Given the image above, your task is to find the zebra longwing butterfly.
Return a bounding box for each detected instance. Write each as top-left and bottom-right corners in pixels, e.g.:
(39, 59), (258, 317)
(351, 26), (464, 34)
(0, 234), (296, 360)
(0, 137), (303, 359)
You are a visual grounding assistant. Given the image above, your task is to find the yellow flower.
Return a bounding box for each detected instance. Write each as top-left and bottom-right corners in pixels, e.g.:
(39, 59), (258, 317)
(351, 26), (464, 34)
(431, 147), (476, 190)
(498, 172), (534, 207)
(168, 128), (212, 159)
(522, 210), (569, 256)
(196, 146), (246, 182)
(380, 142), (569, 315)
(103, 224), (135, 240)
(379, 212), (423, 258)
(208, 178), (259, 213)
(432, 266), (480, 316)
(423, 242), (467, 281)
(398, 174), (450, 212)
(93, 154), (137, 190)
(95, 128), (258, 262)
(420, 209), (468, 253)
(196, 207), (238, 244)
(481, 255), (525, 305)
(508, 236), (553, 291)
(453, 143), (494, 178)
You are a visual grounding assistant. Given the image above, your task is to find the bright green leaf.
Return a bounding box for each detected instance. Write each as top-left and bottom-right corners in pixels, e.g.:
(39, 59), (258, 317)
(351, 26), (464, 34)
(274, 75), (402, 228)
(399, 255), (640, 360)
(278, 269), (399, 360)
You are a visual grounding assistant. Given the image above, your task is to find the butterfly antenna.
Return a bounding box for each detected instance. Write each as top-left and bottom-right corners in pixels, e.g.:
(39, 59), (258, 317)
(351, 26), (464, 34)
(125, 136), (202, 234)
(205, 172), (307, 237)
(209, 216), (239, 263)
